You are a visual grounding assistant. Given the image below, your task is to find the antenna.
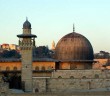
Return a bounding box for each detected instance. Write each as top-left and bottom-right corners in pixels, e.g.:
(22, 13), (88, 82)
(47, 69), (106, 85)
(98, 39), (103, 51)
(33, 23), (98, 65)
(73, 23), (75, 32)
(26, 17), (28, 21)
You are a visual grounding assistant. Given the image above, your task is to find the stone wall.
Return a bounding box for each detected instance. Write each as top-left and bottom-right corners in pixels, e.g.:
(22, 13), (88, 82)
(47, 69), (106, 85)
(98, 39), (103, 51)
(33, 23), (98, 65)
(33, 78), (110, 93)
(52, 69), (110, 79)
(33, 78), (46, 92)
(1, 69), (110, 95)
(32, 69), (110, 93)
(0, 76), (9, 96)
(7, 92), (110, 96)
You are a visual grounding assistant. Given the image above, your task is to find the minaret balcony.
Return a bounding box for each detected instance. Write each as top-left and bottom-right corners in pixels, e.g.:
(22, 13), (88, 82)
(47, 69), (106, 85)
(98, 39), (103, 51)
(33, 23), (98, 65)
(17, 34), (37, 38)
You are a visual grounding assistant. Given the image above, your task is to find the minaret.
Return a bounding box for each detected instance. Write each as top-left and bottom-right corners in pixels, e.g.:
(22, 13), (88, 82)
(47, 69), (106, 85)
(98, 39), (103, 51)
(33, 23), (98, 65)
(17, 18), (37, 92)
(51, 40), (55, 50)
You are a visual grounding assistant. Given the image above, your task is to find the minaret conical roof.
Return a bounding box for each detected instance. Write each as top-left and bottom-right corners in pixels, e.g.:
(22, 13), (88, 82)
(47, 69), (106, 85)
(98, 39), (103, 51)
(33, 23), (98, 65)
(23, 18), (31, 29)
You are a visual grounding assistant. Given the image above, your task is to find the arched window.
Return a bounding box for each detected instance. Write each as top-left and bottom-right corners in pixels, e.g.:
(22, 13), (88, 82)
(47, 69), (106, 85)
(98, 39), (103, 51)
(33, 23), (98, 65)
(47, 66), (52, 70)
(82, 76), (86, 79)
(95, 74), (99, 78)
(58, 76), (62, 78)
(70, 76), (74, 79)
(6, 67), (10, 71)
(35, 66), (39, 71)
(13, 67), (17, 71)
(41, 66), (45, 71)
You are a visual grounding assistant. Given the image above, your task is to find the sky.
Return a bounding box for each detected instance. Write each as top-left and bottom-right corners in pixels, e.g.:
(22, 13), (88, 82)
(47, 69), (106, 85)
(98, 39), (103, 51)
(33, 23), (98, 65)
(0, 0), (110, 53)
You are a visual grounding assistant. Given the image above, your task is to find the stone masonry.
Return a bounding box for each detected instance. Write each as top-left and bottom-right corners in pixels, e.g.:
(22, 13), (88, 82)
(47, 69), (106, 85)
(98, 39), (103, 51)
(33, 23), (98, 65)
(0, 76), (9, 96)
(32, 69), (110, 93)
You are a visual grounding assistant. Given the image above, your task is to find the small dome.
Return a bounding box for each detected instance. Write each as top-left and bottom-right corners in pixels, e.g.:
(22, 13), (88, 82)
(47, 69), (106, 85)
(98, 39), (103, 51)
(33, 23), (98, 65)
(55, 32), (94, 60)
(23, 19), (31, 29)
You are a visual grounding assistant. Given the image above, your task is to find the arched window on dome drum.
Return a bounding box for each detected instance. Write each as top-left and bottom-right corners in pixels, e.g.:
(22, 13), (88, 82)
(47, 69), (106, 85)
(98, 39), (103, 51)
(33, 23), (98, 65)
(13, 67), (17, 71)
(82, 76), (86, 79)
(35, 66), (39, 71)
(58, 76), (62, 78)
(41, 66), (45, 71)
(70, 76), (74, 79)
(6, 67), (10, 71)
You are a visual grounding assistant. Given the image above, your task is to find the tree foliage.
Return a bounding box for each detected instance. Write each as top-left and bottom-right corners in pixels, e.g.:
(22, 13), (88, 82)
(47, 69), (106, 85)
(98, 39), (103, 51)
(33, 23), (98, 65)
(94, 51), (110, 59)
(0, 50), (20, 58)
(34, 46), (51, 58)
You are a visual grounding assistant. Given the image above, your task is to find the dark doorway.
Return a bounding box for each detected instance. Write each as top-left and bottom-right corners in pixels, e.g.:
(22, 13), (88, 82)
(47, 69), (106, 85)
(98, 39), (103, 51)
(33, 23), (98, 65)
(55, 62), (60, 70)
(2, 73), (22, 89)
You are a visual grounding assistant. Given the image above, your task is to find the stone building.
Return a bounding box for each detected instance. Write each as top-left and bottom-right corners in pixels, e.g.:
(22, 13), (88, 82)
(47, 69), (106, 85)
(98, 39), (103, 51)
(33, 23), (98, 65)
(1, 44), (18, 50)
(0, 19), (110, 95)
